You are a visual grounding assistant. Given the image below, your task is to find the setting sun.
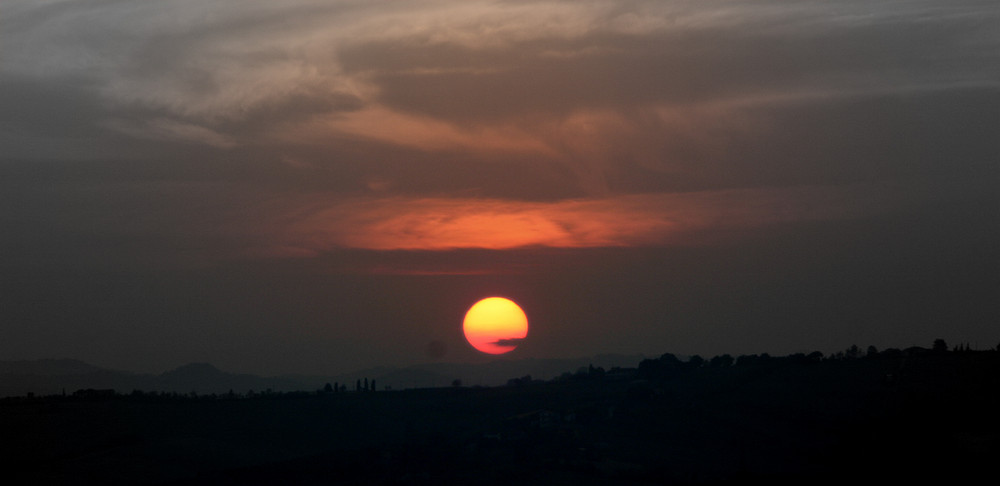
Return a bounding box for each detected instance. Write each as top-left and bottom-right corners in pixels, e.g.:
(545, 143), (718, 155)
(462, 297), (529, 355)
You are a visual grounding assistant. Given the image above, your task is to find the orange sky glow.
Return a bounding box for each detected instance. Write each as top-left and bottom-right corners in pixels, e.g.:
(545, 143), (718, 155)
(331, 197), (675, 250)
(278, 196), (674, 252)
(260, 184), (898, 256)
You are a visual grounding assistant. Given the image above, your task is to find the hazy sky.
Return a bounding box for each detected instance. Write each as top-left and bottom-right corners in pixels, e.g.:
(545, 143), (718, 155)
(2, 0), (998, 375)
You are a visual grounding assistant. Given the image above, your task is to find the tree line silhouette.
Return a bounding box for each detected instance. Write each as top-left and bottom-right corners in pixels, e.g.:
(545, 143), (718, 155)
(4, 338), (995, 403)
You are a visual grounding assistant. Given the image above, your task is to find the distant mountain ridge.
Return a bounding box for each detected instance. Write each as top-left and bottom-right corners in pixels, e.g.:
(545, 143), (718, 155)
(0, 354), (647, 398)
(0, 358), (103, 375)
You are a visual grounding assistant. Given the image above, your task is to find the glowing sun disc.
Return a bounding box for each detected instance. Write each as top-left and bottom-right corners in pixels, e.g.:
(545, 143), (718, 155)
(463, 297), (528, 355)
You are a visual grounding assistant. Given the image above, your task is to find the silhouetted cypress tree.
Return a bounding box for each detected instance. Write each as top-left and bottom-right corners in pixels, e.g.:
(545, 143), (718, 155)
(933, 339), (948, 353)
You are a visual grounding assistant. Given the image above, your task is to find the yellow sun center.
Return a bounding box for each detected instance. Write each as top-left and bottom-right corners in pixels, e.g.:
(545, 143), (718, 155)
(462, 297), (528, 354)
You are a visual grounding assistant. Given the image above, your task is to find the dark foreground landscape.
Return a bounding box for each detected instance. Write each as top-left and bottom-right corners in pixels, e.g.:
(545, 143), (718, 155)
(3, 345), (998, 485)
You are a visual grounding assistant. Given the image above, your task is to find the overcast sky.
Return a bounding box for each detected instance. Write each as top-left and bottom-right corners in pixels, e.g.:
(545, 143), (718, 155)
(2, 0), (998, 375)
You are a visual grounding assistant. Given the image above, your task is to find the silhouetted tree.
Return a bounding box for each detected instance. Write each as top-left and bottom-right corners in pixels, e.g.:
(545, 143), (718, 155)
(364, 378), (369, 392)
(637, 353), (684, 378)
(687, 355), (705, 368)
(866, 345), (879, 357)
(735, 353), (773, 365)
(356, 379), (361, 392)
(323, 383), (333, 393)
(709, 354), (734, 367)
(370, 379), (376, 392)
(507, 375), (533, 386)
(452, 379), (462, 387)
(933, 339), (948, 353)
(589, 364), (606, 378)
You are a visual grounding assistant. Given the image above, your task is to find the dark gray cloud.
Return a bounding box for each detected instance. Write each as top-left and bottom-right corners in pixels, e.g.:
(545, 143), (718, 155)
(4, 0), (998, 191)
(492, 338), (527, 348)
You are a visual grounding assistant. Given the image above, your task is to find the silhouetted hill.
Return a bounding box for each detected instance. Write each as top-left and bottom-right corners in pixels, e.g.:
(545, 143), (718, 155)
(415, 354), (647, 387)
(0, 354), (646, 397)
(4, 348), (998, 485)
(365, 367), (451, 389)
(0, 360), (144, 397)
(0, 360), (307, 397)
(287, 353), (647, 391)
(155, 363), (307, 395)
(0, 358), (103, 375)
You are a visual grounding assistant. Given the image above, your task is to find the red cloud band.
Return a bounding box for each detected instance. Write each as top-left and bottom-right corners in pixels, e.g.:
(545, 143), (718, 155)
(269, 185), (895, 253)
